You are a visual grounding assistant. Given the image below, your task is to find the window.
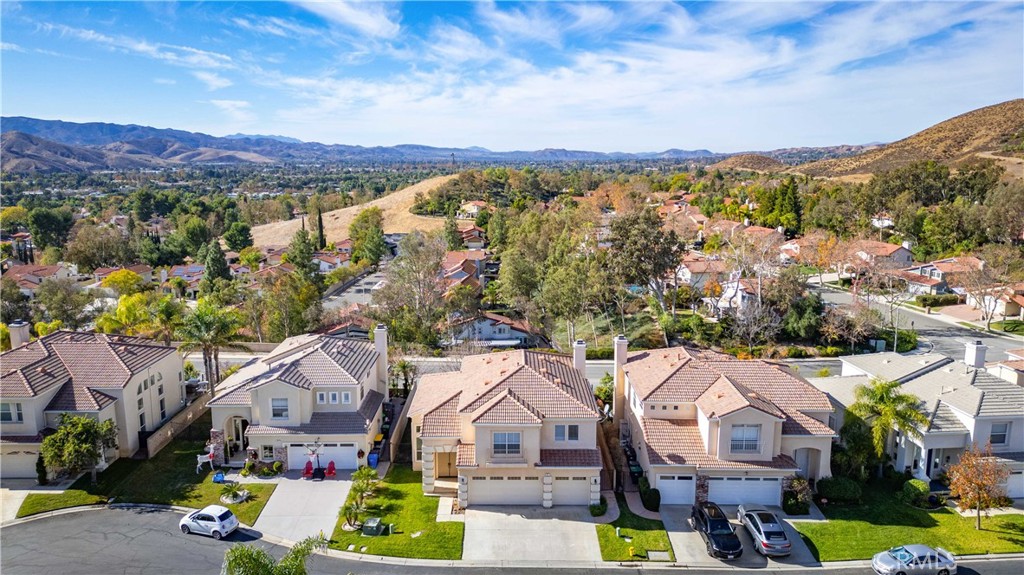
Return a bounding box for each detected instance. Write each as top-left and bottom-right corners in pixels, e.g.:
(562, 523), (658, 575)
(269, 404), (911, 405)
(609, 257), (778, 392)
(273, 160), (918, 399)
(493, 432), (521, 455)
(271, 398), (288, 419)
(415, 425), (422, 461)
(330, 392), (339, 404)
(317, 392), (327, 404)
(0, 402), (23, 423)
(555, 424), (579, 442)
(157, 384), (164, 396)
(179, 371), (183, 381)
(157, 372), (163, 381)
(139, 412), (146, 431)
(261, 445), (274, 460)
(342, 392), (352, 405)
(137, 398), (144, 410)
(990, 422), (1010, 445)
(731, 424), (761, 453)
(137, 383), (143, 394)
(159, 398), (166, 420)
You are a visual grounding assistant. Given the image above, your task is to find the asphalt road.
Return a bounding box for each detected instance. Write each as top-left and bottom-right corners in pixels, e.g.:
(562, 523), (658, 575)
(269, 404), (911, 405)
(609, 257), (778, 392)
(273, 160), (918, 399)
(2, 509), (1020, 575)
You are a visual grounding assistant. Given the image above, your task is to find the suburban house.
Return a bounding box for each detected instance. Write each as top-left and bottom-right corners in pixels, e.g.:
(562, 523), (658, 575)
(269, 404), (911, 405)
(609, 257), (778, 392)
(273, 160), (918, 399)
(614, 337), (835, 505)
(459, 225), (487, 249)
(899, 256), (982, 296)
(2, 264), (75, 298)
(871, 212), (895, 229)
(456, 200), (491, 220)
(408, 345), (602, 508)
(675, 254), (730, 293)
(162, 264), (206, 299)
(312, 251), (351, 273)
(808, 344), (1024, 498)
(989, 347), (1024, 386)
(206, 327), (389, 470)
(444, 312), (546, 348)
(712, 277), (771, 312)
(965, 282), (1024, 320)
(0, 325), (185, 479)
(94, 264), (154, 284)
(442, 250), (489, 296)
(849, 240), (913, 267)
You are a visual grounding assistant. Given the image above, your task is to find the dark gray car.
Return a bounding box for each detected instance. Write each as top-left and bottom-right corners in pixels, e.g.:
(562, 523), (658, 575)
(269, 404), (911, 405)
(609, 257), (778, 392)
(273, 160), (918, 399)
(736, 505), (792, 557)
(871, 544), (957, 575)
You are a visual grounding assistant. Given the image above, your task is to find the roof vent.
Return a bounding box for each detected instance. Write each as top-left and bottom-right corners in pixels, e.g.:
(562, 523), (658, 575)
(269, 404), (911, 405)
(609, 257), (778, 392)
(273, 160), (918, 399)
(485, 358), (492, 364)
(554, 377), (562, 385)
(715, 392), (725, 399)
(499, 369), (507, 376)
(748, 392), (759, 399)
(37, 366), (49, 376)
(882, 359), (891, 364)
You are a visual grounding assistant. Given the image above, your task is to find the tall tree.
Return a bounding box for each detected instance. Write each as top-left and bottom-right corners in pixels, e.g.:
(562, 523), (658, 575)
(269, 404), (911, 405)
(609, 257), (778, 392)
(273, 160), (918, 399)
(96, 293), (151, 335)
(265, 273), (322, 341)
(608, 207), (683, 308)
(204, 240), (231, 283)
(284, 229), (318, 283)
(1, 277), (32, 324)
(371, 231), (447, 344)
(101, 269), (145, 296)
(849, 379), (929, 473)
(444, 211), (462, 250)
(349, 207), (385, 265)
(956, 245), (1024, 331)
(33, 278), (95, 329)
(222, 222), (253, 252)
(27, 207), (74, 249)
(142, 295), (186, 346)
(948, 442), (1011, 530)
(41, 414), (117, 484)
(177, 299), (249, 392)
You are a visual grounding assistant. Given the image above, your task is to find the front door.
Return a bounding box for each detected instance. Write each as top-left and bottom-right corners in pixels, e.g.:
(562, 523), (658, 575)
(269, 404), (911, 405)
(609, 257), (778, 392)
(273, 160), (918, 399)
(437, 452), (456, 477)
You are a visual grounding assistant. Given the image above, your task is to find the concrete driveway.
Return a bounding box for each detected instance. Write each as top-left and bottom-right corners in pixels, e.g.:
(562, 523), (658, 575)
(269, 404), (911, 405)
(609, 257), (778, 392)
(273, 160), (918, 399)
(250, 471), (352, 541)
(662, 505), (819, 568)
(1, 478), (76, 525)
(463, 506), (601, 562)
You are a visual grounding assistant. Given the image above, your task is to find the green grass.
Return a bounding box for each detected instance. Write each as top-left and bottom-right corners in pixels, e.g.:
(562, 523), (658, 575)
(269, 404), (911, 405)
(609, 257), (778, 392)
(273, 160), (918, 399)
(328, 465), (463, 560)
(596, 493), (675, 561)
(990, 320), (1024, 334)
(551, 310), (664, 352)
(18, 414), (274, 525)
(794, 483), (1024, 561)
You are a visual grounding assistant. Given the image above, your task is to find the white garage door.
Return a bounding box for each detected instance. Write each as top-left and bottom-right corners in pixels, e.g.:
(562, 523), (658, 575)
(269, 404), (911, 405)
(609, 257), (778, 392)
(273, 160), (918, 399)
(287, 443), (359, 470)
(708, 477), (781, 506)
(552, 476), (592, 505)
(658, 474), (696, 504)
(468, 475), (543, 505)
(1, 452), (38, 478)
(1006, 471), (1024, 499)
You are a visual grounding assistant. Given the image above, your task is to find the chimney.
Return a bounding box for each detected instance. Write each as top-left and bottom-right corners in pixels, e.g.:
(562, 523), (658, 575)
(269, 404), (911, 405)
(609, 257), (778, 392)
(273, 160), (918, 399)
(159, 268), (168, 283)
(902, 240), (912, 250)
(964, 340), (987, 369)
(373, 324), (389, 398)
(612, 334), (628, 424)
(572, 339), (587, 373)
(743, 217), (750, 226)
(9, 320), (31, 348)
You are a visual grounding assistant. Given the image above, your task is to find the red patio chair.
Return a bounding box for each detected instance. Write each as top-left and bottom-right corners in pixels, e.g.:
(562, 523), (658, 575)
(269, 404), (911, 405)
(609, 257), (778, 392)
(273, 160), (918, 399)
(325, 461), (336, 479)
(301, 461), (313, 478)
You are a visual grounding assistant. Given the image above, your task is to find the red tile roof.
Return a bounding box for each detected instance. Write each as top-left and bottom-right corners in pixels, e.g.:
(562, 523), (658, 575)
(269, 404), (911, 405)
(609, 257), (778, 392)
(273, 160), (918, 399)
(472, 389), (543, 425)
(539, 449), (602, 468)
(456, 443), (476, 467)
(641, 418), (798, 470)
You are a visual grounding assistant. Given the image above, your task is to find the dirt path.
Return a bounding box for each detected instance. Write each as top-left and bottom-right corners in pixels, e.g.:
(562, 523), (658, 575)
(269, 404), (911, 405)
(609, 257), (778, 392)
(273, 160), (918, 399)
(977, 151), (1024, 179)
(250, 174), (459, 247)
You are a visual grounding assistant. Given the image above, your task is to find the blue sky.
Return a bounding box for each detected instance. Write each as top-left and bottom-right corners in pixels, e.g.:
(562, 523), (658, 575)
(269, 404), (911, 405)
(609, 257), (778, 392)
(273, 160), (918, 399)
(2, 1), (1021, 152)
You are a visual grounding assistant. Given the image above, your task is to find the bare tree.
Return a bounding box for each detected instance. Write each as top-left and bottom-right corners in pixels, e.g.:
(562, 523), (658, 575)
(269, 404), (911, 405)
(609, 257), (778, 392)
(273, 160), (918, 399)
(730, 302), (782, 353)
(864, 260), (910, 345)
(955, 246), (1024, 331)
(725, 229), (784, 306)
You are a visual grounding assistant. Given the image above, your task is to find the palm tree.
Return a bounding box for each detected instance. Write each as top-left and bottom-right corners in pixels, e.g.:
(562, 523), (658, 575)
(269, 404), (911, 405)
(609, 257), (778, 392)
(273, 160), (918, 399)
(849, 378), (929, 473)
(141, 295), (185, 346)
(222, 534), (325, 575)
(393, 359), (417, 398)
(177, 299), (250, 395)
(96, 293), (150, 335)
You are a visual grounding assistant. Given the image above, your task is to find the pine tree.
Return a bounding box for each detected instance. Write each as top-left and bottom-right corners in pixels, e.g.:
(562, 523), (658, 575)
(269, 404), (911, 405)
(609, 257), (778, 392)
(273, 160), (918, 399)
(444, 211), (462, 250)
(204, 240), (230, 282)
(315, 205), (326, 250)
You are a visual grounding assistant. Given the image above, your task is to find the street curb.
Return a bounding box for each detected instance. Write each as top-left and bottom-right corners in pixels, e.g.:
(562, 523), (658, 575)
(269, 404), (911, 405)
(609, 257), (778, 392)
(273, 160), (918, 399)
(4, 505), (1023, 570)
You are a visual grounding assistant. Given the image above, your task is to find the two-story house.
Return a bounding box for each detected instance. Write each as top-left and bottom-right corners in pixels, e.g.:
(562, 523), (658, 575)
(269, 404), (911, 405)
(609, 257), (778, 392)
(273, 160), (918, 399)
(2, 264), (75, 299)
(445, 312), (545, 348)
(675, 254), (729, 292)
(900, 256), (982, 295)
(408, 345), (602, 508)
(0, 325), (185, 479)
(206, 327), (389, 470)
(809, 344), (1024, 498)
(613, 336), (835, 506)
(849, 240), (913, 267)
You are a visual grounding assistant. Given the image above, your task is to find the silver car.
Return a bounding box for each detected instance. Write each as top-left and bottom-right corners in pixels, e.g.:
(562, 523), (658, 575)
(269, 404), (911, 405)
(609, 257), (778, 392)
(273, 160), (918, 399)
(872, 544), (957, 575)
(179, 505), (239, 540)
(736, 505), (792, 557)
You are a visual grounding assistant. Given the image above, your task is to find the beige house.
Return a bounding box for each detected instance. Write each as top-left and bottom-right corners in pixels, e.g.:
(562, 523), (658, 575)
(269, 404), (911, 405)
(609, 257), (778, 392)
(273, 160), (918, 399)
(408, 345), (602, 508)
(614, 336), (835, 505)
(0, 325), (185, 479)
(207, 327), (389, 470)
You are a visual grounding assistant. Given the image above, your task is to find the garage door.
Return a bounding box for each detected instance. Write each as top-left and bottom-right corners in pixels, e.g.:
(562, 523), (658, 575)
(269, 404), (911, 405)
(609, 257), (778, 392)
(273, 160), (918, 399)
(1, 451), (38, 478)
(708, 477), (781, 506)
(287, 443), (358, 470)
(658, 475), (696, 504)
(1006, 471), (1024, 499)
(468, 475), (543, 505)
(552, 476), (592, 505)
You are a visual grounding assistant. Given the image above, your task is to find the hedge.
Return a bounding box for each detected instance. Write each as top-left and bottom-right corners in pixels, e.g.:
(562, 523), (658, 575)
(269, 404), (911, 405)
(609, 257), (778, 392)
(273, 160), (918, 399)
(638, 476), (661, 512)
(816, 476), (862, 503)
(902, 479), (930, 505)
(915, 294), (960, 308)
(783, 490), (809, 515)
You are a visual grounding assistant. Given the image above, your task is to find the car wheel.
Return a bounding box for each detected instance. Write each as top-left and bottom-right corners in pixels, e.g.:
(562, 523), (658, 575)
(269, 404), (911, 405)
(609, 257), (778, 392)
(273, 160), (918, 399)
(180, 525), (190, 535)
(706, 541), (713, 556)
(212, 531), (222, 540)
(895, 572), (906, 575)
(938, 570), (949, 575)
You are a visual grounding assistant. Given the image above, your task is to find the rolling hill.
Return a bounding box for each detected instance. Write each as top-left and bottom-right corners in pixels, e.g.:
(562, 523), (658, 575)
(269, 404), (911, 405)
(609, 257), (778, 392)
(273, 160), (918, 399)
(709, 154), (788, 172)
(250, 175), (460, 248)
(797, 99), (1024, 177)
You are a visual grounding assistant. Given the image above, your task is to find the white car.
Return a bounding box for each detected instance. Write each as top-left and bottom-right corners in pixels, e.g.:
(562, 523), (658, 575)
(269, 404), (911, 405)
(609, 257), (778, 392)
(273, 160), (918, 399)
(179, 505), (239, 540)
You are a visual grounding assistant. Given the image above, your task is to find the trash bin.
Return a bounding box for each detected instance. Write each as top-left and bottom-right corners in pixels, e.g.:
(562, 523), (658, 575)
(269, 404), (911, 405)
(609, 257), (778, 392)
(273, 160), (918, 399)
(368, 451), (379, 468)
(362, 517), (383, 536)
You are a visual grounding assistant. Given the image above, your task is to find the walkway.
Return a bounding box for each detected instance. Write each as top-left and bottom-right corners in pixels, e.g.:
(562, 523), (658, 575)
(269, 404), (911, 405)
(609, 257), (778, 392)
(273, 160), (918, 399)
(242, 470), (352, 541)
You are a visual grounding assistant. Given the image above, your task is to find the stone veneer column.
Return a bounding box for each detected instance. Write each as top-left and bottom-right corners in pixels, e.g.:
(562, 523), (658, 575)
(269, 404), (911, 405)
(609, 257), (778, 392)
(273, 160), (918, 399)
(695, 474), (709, 503)
(589, 475), (601, 505)
(457, 475), (469, 509)
(542, 474), (553, 508)
(422, 448), (435, 492)
(274, 445), (287, 467)
(210, 429), (225, 466)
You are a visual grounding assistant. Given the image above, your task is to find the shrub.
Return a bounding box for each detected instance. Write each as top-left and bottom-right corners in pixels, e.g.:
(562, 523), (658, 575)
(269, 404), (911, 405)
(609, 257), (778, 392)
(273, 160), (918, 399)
(902, 479), (930, 505)
(638, 476), (661, 512)
(783, 490), (809, 515)
(816, 346), (844, 357)
(243, 460), (255, 474)
(240, 468), (251, 477)
(786, 346), (809, 359)
(272, 461), (283, 474)
(817, 476), (863, 503)
(586, 347), (615, 360)
(36, 454), (48, 486)
(590, 495), (608, 517)
(915, 294), (960, 308)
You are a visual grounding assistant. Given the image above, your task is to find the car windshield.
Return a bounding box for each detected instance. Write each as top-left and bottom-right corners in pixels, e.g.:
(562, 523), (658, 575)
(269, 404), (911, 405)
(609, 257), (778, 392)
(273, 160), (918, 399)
(755, 512), (777, 524)
(217, 510), (235, 522)
(888, 547), (914, 563)
(765, 531), (788, 541)
(709, 520), (734, 535)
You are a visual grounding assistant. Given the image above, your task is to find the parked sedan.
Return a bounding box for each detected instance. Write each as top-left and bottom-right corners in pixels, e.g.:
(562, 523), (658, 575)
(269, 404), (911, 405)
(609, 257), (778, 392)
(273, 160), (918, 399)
(179, 505), (239, 540)
(872, 545), (957, 575)
(736, 505), (792, 557)
(689, 501), (743, 560)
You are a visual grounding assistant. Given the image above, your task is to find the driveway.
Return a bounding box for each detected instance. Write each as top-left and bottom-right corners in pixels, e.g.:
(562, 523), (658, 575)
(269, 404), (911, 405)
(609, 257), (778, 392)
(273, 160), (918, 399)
(463, 506), (601, 562)
(1, 478), (74, 525)
(251, 471), (352, 542)
(662, 505), (819, 568)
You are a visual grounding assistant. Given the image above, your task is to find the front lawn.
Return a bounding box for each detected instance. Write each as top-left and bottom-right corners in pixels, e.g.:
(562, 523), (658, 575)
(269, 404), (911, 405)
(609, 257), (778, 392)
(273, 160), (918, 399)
(794, 483), (1024, 561)
(18, 415), (274, 525)
(990, 320), (1024, 334)
(328, 465), (464, 560)
(595, 493), (675, 561)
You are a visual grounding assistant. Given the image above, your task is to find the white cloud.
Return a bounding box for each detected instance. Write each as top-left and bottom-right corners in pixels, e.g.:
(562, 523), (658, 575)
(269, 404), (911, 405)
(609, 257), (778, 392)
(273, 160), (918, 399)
(291, 1), (400, 39)
(40, 23), (233, 69)
(231, 16), (320, 39)
(154, 78), (177, 85)
(209, 99), (255, 123)
(192, 71), (232, 90)
(1, 41), (26, 52)
(476, 1), (562, 47)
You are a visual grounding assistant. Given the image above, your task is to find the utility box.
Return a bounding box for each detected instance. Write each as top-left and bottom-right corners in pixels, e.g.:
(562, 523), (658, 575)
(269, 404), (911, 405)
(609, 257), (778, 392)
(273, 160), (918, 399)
(362, 517), (383, 536)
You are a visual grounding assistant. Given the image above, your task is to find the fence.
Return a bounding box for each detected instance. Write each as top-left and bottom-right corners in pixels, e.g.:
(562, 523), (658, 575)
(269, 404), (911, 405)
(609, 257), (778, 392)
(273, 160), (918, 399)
(388, 386), (415, 463)
(146, 395), (210, 458)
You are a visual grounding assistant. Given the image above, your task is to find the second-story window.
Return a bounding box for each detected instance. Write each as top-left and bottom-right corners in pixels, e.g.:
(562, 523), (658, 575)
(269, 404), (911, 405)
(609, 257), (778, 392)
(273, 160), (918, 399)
(342, 392), (352, 405)
(555, 424), (579, 442)
(0, 402), (24, 423)
(990, 422), (1010, 446)
(330, 392), (339, 404)
(493, 432), (521, 455)
(317, 392), (327, 405)
(730, 424), (760, 453)
(271, 398), (288, 419)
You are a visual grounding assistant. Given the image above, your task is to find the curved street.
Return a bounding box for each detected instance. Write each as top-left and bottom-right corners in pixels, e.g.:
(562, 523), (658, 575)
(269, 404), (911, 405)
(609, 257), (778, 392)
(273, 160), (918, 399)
(1, 508), (1020, 575)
